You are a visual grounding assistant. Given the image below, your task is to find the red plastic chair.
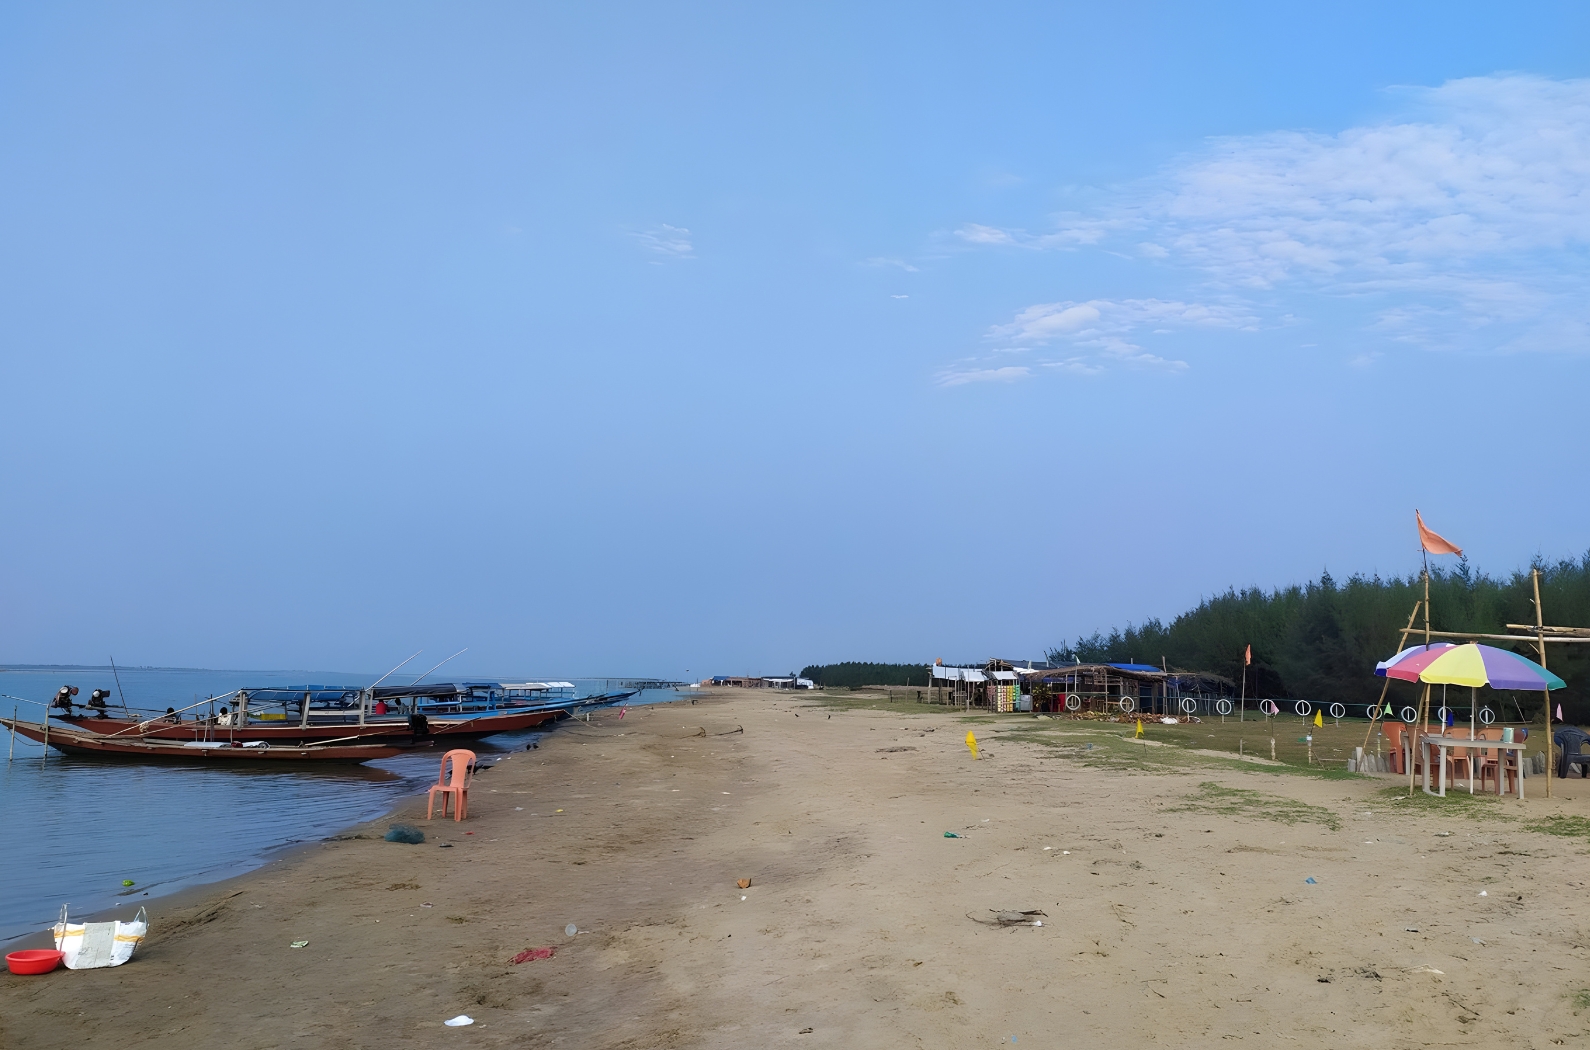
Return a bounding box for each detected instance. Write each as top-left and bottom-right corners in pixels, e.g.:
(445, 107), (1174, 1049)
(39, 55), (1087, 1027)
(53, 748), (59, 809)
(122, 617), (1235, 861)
(1475, 728), (1520, 795)
(427, 749), (477, 821)
(1380, 722), (1408, 775)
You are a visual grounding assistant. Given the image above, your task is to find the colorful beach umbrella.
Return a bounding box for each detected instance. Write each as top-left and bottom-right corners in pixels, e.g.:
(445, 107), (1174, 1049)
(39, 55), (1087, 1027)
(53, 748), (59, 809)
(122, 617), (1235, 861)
(1374, 642), (1454, 676)
(1375, 642), (1565, 691)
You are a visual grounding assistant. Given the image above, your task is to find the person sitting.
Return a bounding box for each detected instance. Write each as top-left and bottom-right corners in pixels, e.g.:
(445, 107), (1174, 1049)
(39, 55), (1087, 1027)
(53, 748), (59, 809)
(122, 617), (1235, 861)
(216, 706), (233, 727)
(373, 699), (389, 716)
(163, 707), (180, 723)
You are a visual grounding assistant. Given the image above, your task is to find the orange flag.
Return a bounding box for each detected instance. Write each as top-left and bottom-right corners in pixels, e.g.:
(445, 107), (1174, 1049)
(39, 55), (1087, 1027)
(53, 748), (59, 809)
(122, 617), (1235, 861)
(1416, 511), (1462, 556)
(1244, 645), (1251, 666)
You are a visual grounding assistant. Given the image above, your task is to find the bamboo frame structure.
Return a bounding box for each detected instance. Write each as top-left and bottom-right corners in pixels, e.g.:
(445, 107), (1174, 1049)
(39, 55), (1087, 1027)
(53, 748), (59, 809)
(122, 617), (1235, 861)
(1409, 571), (1433, 796)
(1534, 568), (1553, 799)
(1394, 565), (1574, 797)
(1362, 601), (1421, 760)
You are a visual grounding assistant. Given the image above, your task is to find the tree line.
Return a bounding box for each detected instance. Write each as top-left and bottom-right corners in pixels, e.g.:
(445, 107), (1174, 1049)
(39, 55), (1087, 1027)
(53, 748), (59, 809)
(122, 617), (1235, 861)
(1047, 553), (1590, 721)
(799, 662), (931, 688)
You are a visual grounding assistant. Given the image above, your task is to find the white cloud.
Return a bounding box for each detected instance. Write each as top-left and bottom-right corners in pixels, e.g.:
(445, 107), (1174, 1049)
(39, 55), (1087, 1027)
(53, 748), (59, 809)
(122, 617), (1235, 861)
(934, 364), (1032, 387)
(1136, 78), (1590, 295)
(955, 223), (1019, 245)
(959, 75), (1590, 357)
(936, 297), (1251, 381)
(867, 257), (920, 272)
(634, 223), (694, 260)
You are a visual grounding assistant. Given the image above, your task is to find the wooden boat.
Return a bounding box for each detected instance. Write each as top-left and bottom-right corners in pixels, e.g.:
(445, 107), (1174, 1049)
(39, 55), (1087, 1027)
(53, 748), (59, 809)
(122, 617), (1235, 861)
(52, 705), (563, 745)
(0, 718), (422, 764)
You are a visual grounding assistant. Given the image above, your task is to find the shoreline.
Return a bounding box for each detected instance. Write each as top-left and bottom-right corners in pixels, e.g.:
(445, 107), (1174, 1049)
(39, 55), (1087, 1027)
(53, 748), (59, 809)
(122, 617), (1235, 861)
(7, 691), (1590, 1048)
(0, 697), (677, 947)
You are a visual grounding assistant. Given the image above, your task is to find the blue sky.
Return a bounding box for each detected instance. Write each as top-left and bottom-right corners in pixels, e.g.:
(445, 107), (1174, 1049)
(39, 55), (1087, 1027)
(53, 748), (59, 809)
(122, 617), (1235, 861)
(2, 3), (1589, 677)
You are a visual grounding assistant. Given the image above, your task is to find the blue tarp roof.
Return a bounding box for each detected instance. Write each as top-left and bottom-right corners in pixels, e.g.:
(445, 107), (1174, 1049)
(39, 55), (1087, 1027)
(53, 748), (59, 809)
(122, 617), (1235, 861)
(1108, 663), (1163, 673)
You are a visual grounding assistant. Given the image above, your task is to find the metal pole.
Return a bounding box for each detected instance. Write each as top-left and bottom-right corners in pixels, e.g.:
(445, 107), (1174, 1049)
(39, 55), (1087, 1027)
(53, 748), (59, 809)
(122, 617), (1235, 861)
(8, 705), (14, 762)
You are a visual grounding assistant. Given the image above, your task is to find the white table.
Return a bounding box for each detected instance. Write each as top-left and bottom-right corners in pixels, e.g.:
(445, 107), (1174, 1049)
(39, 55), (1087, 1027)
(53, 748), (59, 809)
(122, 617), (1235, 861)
(1420, 733), (1525, 799)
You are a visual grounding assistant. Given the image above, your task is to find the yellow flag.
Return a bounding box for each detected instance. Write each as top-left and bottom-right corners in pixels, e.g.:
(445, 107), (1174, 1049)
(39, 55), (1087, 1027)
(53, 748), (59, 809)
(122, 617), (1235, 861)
(1135, 718), (1143, 737)
(965, 731), (979, 760)
(1314, 710), (1323, 728)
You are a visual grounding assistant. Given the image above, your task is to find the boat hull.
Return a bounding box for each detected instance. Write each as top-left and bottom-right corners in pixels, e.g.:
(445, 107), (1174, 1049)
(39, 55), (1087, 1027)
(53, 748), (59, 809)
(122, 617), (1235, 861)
(1, 718), (420, 763)
(52, 706), (565, 744)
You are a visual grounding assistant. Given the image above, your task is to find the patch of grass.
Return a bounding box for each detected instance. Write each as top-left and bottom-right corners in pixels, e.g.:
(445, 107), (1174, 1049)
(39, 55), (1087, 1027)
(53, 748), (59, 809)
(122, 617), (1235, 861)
(1167, 781), (1342, 830)
(1525, 815), (1590, 838)
(1573, 989), (1590, 1011)
(1373, 786), (1512, 820)
(805, 693), (945, 716)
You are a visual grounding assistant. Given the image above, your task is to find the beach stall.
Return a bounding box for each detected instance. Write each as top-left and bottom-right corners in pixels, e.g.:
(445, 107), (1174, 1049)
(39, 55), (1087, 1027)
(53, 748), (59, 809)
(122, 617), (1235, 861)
(929, 664), (988, 708)
(1020, 664), (1234, 718)
(1020, 663), (1165, 716)
(1377, 642), (1565, 798)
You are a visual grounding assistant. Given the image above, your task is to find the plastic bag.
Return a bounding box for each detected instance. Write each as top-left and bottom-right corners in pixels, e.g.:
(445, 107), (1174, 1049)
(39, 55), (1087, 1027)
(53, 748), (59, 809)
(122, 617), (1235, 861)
(52, 905), (147, 968)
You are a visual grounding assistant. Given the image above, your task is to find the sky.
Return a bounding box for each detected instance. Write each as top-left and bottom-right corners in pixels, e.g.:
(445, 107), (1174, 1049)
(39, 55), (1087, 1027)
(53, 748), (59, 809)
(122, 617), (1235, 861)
(2, 2), (1589, 678)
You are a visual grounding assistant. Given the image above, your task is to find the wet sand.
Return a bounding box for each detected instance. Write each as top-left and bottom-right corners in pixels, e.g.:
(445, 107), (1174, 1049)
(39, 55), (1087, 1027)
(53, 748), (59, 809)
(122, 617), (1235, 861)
(5, 691), (1590, 1048)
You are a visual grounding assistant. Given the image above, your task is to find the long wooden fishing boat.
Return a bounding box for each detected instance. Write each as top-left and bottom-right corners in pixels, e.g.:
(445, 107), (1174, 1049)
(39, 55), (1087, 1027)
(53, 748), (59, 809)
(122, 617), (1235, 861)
(51, 705), (564, 745)
(1, 718), (422, 763)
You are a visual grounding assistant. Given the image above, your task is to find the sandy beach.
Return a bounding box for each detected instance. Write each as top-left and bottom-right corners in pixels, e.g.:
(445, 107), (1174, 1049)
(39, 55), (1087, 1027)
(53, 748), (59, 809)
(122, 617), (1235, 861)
(6, 690), (1590, 1048)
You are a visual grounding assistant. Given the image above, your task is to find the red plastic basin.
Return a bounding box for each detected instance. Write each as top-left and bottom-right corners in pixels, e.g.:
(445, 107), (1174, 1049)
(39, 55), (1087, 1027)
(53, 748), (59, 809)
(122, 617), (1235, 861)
(6, 949), (64, 975)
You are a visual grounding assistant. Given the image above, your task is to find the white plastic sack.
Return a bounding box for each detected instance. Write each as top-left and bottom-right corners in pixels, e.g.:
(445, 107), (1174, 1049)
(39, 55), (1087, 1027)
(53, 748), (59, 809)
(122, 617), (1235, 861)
(53, 906), (147, 969)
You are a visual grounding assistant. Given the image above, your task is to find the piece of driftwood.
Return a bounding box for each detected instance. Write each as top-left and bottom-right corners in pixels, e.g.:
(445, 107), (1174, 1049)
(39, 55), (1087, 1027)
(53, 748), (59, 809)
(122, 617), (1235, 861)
(688, 725), (744, 737)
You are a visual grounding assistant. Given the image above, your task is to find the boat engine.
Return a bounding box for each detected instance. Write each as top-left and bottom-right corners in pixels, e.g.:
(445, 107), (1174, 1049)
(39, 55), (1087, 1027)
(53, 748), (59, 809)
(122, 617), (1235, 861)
(51, 685), (79, 713)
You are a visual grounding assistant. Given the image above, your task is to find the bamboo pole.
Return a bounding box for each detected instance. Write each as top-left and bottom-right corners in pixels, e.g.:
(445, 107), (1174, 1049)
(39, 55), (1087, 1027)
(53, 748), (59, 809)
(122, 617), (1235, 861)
(8, 705), (14, 762)
(1397, 628), (1590, 644)
(103, 693), (237, 738)
(1362, 602), (1422, 758)
(1239, 651), (1246, 722)
(1408, 568), (1433, 796)
(1507, 624), (1590, 636)
(1534, 568), (1552, 798)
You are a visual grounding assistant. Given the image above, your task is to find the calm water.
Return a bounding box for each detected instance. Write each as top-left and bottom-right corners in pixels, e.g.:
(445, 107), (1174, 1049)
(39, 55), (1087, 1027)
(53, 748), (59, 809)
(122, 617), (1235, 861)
(0, 666), (679, 942)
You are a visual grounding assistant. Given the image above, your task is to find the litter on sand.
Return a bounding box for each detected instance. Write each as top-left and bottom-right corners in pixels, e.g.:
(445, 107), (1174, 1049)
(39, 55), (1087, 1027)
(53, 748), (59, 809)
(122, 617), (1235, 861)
(565, 923), (578, 936)
(444, 1015), (474, 1027)
(968, 909), (1048, 927)
(944, 832), (961, 838)
(737, 878), (752, 889)
(289, 940), (309, 949)
(511, 947), (555, 964)
(1305, 877), (1318, 884)
(1479, 891), (1488, 896)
